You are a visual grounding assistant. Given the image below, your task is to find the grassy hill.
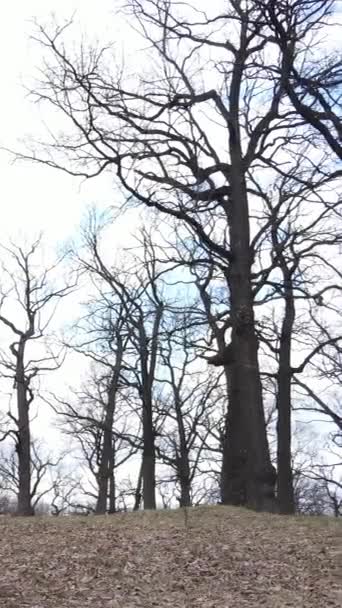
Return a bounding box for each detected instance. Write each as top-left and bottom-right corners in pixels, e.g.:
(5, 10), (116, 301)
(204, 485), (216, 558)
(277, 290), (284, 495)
(0, 506), (341, 607)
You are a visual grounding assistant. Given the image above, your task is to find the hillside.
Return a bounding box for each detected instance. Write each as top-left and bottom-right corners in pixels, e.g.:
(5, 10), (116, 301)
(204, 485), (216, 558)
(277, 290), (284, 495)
(0, 506), (341, 607)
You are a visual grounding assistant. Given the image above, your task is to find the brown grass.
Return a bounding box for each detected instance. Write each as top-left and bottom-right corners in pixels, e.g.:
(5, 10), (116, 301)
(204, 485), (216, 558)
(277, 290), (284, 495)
(0, 506), (341, 607)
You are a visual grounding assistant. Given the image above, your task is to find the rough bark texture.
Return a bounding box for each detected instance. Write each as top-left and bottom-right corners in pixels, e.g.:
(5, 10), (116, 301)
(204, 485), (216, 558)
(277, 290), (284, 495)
(179, 478), (191, 509)
(276, 272), (295, 514)
(220, 363), (249, 506)
(16, 340), (34, 517)
(226, 205), (276, 509)
(133, 462), (143, 511)
(216, 352), (236, 505)
(223, 47), (276, 511)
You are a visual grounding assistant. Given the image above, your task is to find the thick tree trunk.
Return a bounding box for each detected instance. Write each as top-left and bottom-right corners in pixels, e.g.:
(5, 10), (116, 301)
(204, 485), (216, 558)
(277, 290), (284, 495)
(221, 364), (249, 505)
(226, 193), (276, 509)
(16, 344), (33, 516)
(215, 325), (255, 508)
(179, 476), (191, 508)
(95, 431), (111, 514)
(220, 366), (237, 504)
(142, 399), (156, 510)
(276, 274), (295, 514)
(17, 407), (33, 516)
(227, 174), (275, 509)
(223, 49), (276, 511)
(215, 242), (276, 510)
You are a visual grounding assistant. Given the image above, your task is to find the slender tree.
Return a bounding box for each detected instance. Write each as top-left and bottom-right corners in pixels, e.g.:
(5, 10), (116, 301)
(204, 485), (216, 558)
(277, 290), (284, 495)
(0, 438), (64, 513)
(0, 238), (71, 515)
(157, 322), (221, 507)
(74, 219), (169, 510)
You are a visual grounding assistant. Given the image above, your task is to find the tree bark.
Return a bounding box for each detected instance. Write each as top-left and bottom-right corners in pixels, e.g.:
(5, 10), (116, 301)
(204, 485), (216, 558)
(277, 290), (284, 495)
(108, 443), (116, 514)
(139, 304), (163, 510)
(220, 364), (249, 506)
(225, 50), (276, 511)
(142, 398), (156, 509)
(95, 427), (111, 514)
(133, 460), (143, 511)
(95, 417), (114, 514)
(216, 353), (239, 505)
(276, 272), (295, 514)
(95, 340), (122, 514)
(16, 340), (34, 516)
(174, 383), (192, 507)
(179, 478), (191, 508)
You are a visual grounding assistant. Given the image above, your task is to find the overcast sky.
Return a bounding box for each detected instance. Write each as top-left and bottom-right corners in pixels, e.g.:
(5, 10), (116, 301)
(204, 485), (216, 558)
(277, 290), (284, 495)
(0, 0), (130, 246)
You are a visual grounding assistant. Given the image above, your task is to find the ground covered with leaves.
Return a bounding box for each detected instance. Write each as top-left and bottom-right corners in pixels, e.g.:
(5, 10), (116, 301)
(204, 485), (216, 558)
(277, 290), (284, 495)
(0, 506), (341, 607)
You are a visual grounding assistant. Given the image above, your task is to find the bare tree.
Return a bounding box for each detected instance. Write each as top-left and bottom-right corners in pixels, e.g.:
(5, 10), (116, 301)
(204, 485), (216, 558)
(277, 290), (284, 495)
(53, 363), (138, 514)
(293, 461), (342, 517)
(0, 438), (64, 512)
(0, 237), (71, 515)
(293, 331), (342, 451)
(263, 0), (342, 161)
(77, 224), (167, 510)
(49, 472), (82, 516)
(14, 0), (341, 511)
(157, 321), (222, 507)
(72, 304), (134, 515)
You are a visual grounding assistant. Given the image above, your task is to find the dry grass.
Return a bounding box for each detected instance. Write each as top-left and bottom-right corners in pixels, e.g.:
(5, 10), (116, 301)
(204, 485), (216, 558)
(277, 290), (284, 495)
(0, 506), (341, 607)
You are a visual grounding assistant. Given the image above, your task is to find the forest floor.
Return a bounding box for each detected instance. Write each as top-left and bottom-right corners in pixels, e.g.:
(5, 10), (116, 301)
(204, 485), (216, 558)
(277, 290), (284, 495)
(0, 506), (341, 608)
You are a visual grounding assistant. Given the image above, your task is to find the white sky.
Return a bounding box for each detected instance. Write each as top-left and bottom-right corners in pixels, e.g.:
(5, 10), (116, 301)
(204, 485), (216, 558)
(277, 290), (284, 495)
(0, 1), (139, 452)
(0, 0), (130, 245)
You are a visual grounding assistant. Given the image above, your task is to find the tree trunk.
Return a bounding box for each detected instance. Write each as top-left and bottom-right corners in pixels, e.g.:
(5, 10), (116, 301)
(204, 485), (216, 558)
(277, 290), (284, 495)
(218, 366), (235, 505)
(214, 328), (256, 508)
(16, 343), (33, 516)
(221, 364), (249, 505)
(133, 459), (143, 511)
(95, 431), (111, 514)
(174, 386), (192, 507)
(224, 51), (276, 511)
(108, 441), (116, 514)
(179, 475), (191, 508)
(142, 398), (156, 509)
(177, 448), (191, 508)
(95, 348), (122, 514)
(227, 193), (276, 509)
(276, 273), (295, 514)
(95, 415), (113, 514)
(139, 306), (162, 511)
